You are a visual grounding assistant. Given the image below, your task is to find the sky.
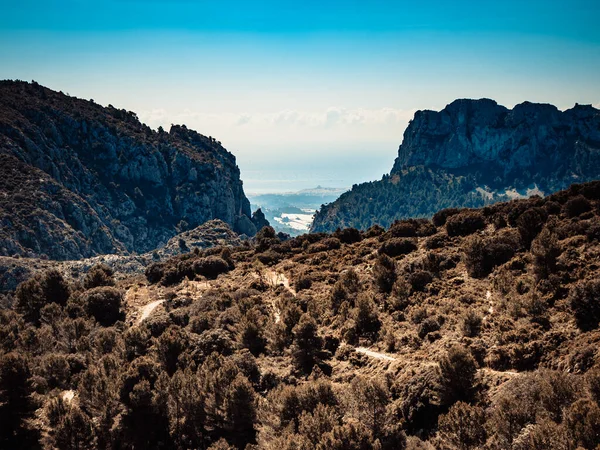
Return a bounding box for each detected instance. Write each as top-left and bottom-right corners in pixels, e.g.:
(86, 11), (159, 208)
(1, 0), (600, 193)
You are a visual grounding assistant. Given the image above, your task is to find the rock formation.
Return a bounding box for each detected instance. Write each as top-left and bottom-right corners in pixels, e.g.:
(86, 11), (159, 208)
(311, 99), (600, 232)
(0, 80), (260, 259)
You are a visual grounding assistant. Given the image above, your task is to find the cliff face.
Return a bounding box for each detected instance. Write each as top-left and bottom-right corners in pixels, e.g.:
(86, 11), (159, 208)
(311, 99), (600, 233)
(0, 80), (256, 259)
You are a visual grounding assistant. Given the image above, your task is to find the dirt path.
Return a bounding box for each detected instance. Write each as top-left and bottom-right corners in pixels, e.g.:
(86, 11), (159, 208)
(137, 299), (165, 325)
(265, 269), (296, 296)
(355, 347), (396, 361)
(62, 390), (75, 403)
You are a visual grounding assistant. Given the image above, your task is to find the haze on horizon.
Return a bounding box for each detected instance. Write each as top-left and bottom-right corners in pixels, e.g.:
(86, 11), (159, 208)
(2, 0), (599, 193)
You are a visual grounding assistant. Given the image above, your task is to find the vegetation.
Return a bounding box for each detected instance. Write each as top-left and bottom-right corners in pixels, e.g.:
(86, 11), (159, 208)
(2, 180), (600, 448)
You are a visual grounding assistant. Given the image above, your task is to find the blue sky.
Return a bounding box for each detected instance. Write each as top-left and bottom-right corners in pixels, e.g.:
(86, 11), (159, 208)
(2, 0), (600, 192)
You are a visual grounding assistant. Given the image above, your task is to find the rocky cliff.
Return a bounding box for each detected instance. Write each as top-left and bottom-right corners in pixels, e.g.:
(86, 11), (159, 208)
(311, 99), (600, 232)
(0, 80), (259, 259)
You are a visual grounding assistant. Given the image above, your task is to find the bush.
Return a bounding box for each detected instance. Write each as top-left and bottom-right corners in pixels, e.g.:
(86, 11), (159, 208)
(517, 207), (547, 246)
(569, 279), (600, 331)
(438, 402), (486, 450)
(83, 263), (114, 289)
(379, 238), (417, 257)
(438, 345), (478, 405)
(563, 195), (592, 218)
(192, 256), (231, 279)
(145, 262), (165, 284)
(373, 255), (397, 294)
(83, 287), (123, 326)
(417, 317), (440, 339)
(446, 211), (486, 237)
(292, 315), (323, 373)
(334, 228), (362, 244)
(408, 271), (433, 292)
(464, 233), (518, 278)
(432, 208), (461, 227)
(461, 310), (482, 338)
(14, 270), (70, 325)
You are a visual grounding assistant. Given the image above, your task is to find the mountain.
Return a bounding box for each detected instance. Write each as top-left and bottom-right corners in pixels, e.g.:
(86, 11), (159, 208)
(311, 99), (600, 232)
(0, 80), (263, 260)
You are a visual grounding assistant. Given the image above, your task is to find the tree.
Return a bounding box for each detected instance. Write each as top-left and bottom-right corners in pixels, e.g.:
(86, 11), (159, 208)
(291, 315), (323, 373)
(438, 402), (486, 450)
(83, 287), (123, 326)
(351, 376), (389, 439)
(83, 263), (114, 289)
(373, 255), (396, 294)
(569, 279), (600, 331)
(438, 346), (478, 406)
(0, 352), (39, 448)
(224, 374), (257, 447)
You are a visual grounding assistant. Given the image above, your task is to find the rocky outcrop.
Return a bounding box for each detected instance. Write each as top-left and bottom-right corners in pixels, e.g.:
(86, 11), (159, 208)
(312, 99), (600, 232)
(0, 80), (260, 259)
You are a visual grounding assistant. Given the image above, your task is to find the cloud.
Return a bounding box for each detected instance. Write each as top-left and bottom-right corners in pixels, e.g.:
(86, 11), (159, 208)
(137, 106), (415, 151)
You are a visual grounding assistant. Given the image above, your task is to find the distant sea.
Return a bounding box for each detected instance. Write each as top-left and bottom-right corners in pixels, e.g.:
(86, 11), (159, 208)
(240, 152), (395, 195)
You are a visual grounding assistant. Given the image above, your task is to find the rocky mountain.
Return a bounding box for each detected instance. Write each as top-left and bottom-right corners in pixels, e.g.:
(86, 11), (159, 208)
(0, 80), (264, 260)
(311, 99), (600, 232)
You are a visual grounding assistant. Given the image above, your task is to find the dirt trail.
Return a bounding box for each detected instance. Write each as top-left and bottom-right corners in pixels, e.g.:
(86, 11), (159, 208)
(262, 269), (297, 324)
(480, 367), (520, 377)
(62, 390), (75, 403)
(355, 347), (396, 361)
(137, 299), (165, 324)
(265, 269), (296, 296)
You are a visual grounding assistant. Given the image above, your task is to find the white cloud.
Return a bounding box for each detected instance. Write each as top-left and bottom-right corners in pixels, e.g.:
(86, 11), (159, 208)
(137, 106), (415, 156)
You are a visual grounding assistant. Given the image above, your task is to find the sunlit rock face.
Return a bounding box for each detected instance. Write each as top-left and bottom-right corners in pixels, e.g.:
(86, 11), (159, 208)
(393, 99), (600, 174)
(0, 80), (255, 260)
(312, 99), (600, 233)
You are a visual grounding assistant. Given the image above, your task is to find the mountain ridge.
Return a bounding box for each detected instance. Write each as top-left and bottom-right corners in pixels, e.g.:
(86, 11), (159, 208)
(0, 80), (263, 260)
(311, 98), (600, 233)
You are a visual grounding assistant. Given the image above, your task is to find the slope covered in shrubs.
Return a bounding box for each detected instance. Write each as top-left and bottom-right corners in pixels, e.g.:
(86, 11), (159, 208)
(2, 181), (600, 448)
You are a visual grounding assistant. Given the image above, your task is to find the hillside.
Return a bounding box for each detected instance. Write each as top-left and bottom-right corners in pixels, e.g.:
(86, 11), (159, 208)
(2, 181), (600, 448)
(0, 80), (263, 260)
(311, 99), (600, 232)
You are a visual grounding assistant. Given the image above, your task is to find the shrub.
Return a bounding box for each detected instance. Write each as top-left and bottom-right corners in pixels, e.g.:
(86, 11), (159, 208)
(334, 228), (362, 244)
(569, 279), (600, 331)
(438, 402), (486, 450)
(432, 208), (461, 227)
(145, 262), (165, 284)
(438, 345), (478, 405)
(446, 211), (486, 237)
(461, 310), (482, 337)
(379, 238), (417, 257)
(417, 317), (440, 339)
(531, 227), (561, 280)
(354, 294), (381, 338)
(14, 270), (70, 325)
(83, 263), (114, 289)
(563, 194), (592, 218)
(408, 271), (433, 292)
(192, 256), (230, 279)
(197, 329), (234, 357)
(83, 287), (123, 326)
(424, 234), (447, 250)
(373, 255), (397, 294)
(291, 315), (323, 373)
(464, 233), (518, 278)
(389, 219), (418, 237)
(517, 207), (547, 246)
(295, 274), (312, 292)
